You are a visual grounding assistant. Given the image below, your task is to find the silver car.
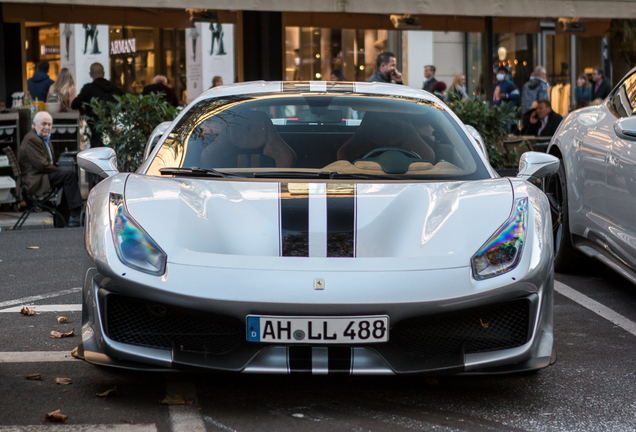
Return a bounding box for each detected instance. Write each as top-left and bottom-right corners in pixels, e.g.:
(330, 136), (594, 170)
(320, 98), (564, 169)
(77, 81), (558, 374)
(545, 67), (636, 282)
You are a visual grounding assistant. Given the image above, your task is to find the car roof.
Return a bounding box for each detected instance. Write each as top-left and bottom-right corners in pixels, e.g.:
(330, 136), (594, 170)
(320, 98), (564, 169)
(191, 81), (440, 106)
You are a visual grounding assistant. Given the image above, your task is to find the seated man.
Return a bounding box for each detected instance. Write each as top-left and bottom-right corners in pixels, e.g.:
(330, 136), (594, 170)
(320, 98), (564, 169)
(521, 99), (563, 137)
(18, 112), (83, 227)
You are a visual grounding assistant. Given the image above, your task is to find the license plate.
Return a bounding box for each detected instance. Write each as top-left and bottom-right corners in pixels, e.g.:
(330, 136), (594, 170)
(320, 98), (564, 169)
(246, 315), (389, 344)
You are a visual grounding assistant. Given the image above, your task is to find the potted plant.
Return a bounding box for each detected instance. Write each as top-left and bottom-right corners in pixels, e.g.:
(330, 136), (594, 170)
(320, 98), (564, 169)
(86, 93), (179, 172)
(447, 94), (522, 175)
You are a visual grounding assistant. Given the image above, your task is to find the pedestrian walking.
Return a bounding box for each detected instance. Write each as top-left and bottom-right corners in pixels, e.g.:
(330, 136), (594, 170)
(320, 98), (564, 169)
(521, 66), (549, 114)
(574, 73), (592, 105)
(422, 65), (437, 93)
(366, 52), (403, 84)
(46, 68), (76, 113)
(27, 61), (55, 103)
(591, 67), (612, 101)
(447, 73), (468, 101)
(493, 66), (520, 106)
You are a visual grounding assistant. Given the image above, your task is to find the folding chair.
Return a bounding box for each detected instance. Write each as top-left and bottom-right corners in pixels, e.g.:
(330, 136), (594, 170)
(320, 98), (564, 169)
(2, 146), (66, 230)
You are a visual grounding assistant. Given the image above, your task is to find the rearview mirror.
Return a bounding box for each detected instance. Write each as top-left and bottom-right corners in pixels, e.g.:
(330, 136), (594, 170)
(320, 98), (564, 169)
(77, 147), (119, 179)
(517, 152), (560, 183)
(614, 117), (636, 141)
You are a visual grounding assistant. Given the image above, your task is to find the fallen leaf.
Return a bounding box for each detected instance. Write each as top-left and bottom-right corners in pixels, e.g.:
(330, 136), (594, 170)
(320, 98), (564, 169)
(50, 328), (75, 339)
(96, 386), (118, 398)
(425, 377), (439, 386)
(55, 378), (72, 385)
(26, 373), (44, 380)
(20, 307), (35, 316)
(26, 246), (40, 250)
(44, 409), (68, 422)
(161, 394), (193, 405)
(71, 346), (84, 360)
(122, 420), (135, 424)
(57, 317), (69, 324)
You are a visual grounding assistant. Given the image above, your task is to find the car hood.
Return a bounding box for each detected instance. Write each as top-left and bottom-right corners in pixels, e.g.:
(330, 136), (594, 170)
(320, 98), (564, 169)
(124, 175), (514, 271)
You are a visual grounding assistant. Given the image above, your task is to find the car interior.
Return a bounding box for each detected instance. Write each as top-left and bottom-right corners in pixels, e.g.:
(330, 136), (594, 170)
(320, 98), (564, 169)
(149, 95), (483, 178)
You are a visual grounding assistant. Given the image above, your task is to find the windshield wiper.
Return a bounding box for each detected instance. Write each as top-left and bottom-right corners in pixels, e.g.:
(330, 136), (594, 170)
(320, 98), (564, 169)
(253, 171), (337, 179)
(253, 171), (416, 180)
(159, 167), (242, 178)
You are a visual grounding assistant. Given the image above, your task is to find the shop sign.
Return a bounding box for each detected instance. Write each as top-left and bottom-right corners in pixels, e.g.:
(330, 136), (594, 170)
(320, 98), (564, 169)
(41, 45), (61, 55)
(110, 39), (136, 55)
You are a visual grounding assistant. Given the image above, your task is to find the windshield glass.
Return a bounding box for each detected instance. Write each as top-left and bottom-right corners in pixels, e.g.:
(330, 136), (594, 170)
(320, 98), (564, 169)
(147, 93), (490, 180)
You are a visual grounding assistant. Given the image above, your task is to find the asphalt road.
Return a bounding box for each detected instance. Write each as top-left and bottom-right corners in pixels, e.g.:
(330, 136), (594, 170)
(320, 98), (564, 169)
(2, 229), (636, 431)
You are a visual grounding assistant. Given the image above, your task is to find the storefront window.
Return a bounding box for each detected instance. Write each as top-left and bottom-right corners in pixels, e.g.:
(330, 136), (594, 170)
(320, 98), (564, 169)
(110, 26), (156, 94)
(495, 34), (535, 91)
(285, 27), (400, 81)
(25, 25), (61, 82)
(162, 29), (186, 104)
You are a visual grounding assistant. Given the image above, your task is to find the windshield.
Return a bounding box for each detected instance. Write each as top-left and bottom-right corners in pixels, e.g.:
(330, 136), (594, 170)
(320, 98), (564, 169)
(146, 93), (490, 180)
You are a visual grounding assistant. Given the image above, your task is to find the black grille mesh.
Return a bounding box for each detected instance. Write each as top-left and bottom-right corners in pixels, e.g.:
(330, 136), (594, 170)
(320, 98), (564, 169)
(390, 299), (530, 358)
(105, 295), (245, 355)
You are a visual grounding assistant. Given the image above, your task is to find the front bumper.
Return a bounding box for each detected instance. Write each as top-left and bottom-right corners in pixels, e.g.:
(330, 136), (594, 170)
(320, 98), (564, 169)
(81, 258), (554, 375)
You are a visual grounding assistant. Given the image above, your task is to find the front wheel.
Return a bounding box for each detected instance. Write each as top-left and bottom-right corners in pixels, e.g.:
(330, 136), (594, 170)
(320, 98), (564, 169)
(543, 158), (583, 272)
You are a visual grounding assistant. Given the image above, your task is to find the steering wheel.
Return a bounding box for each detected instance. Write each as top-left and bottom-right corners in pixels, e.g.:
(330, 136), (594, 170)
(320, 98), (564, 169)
(360, 147), (422, 160)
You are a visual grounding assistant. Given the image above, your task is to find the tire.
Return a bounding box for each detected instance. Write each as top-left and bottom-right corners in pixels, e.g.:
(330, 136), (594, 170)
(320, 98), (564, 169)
(543, 158), (584, 272)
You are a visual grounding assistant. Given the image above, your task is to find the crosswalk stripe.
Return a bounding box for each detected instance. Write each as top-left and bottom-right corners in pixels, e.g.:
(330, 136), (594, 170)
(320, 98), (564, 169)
(0, 351), (77, 363)
(0, 304), (82, 313)
(0, 424), (157, 431)
(0, 288), (81, 308)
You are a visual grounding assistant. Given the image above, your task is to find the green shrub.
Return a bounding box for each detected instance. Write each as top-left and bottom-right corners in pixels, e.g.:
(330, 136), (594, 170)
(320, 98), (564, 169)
(86, 93), (179, 172)
(447, 94), (521, 168)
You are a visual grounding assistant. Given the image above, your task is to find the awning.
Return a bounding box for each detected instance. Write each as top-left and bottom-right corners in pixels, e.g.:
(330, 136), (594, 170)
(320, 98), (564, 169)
(4, 0), (635, 20)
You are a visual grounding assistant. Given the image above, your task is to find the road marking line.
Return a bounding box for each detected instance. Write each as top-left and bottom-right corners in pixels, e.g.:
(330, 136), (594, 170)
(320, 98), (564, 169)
(0, 287), (81, 308)
(0, 351), (77, 363)
(0, 304), (82, 313)
(166, 379), (206, 432)
(203, 417), (239, 432)
(555, 280), (636, 337)
(0, 425), (157, 431)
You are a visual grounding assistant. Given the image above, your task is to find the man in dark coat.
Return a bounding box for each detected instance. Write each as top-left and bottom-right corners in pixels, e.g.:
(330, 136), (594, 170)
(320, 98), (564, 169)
(27, 61), (55, 102)
(71, 62), (123, 149)
(422, 65), (437, 93)
(366, 52), (403, 84)
(18, 112), (83, 227)
(522, 99), (563, 137)
(591, 67), (612, 101)
(142, 75), (179, 107)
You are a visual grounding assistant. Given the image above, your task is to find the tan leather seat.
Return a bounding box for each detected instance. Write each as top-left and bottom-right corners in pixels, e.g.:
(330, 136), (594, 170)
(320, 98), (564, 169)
(337, 112), (435, 163)
(200, 110), (296, 168)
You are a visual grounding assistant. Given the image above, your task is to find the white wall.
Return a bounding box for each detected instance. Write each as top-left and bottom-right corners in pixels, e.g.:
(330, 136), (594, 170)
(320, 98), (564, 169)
(404, 31), (433, 89)
(404, 31), (464, 92)
(432, 31), (465, 91)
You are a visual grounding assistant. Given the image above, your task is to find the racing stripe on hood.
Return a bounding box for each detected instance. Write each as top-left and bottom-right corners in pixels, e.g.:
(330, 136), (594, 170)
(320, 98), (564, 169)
(280, 183), (356, 257)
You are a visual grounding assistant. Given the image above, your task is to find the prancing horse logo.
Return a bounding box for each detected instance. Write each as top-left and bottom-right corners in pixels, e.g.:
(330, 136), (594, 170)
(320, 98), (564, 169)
(314, 279), (325, 290)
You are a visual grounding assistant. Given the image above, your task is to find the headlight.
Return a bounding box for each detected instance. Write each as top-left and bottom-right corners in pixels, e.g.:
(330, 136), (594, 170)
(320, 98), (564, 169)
(471, 198), (527, 280)
(109, 193), (166, 275)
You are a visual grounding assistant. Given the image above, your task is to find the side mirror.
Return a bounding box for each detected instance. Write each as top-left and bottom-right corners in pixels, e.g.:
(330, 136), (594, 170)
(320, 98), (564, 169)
(465, 125), (488, 158)
(77, 147), (119, 179)
(143, 121), (172, 160)
(614, 117), (636, 141)
(517, 151), (560, 183)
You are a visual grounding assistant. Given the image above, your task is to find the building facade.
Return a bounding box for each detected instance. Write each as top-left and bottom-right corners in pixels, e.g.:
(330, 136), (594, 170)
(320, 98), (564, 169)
(0, 2), (631, 111)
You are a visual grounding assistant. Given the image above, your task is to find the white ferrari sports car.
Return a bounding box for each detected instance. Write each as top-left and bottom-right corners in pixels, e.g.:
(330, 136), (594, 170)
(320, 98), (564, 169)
(77, 81), (559, 375)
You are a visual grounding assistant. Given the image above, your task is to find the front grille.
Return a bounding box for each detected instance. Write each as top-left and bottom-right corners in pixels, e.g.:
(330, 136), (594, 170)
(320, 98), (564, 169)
(390, 299), (530, 358)
(105, 294), (245, 355)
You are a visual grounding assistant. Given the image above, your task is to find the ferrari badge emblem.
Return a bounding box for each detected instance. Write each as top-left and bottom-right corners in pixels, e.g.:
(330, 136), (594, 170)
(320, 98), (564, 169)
(314, 279), (325, 290)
